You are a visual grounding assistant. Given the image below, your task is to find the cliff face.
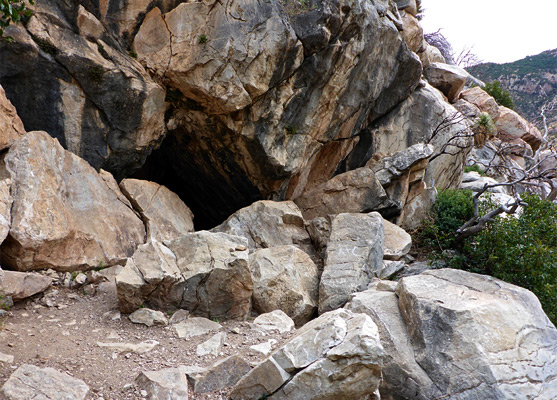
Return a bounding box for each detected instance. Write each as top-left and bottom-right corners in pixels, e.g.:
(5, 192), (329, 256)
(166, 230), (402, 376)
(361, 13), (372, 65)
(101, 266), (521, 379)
(0, 0), (468, 228)
(468, 49), (557, 137)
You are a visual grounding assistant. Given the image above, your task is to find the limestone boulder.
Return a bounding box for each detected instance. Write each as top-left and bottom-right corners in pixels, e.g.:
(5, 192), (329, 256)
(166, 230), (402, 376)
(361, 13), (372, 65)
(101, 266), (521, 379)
(0, 2), (167, 176)
(382, 219), (412, 260)
(419, 43), (445, 68)
(345, 283), (443, 400)
(129, 308), (169, 327)
(250, 246), (319, 326)
(173, 318), (222, 340)
(120, 179), (194, 242)
(460, 171), (507, 194)
(424, 62), (469, 103)
(230, 309), (383, 400)
(1, 364), (89, 400)
(294, 167), (393, 221)
(166, 231), (252, 320)
(371, 83), (473, 190)
(497, 106), (544, 151)
(253, 310), (295, 334)
(0, 269), (52, 302)
(397, 269), (557, 400)
(1, 131), (145, 272)
(136, 368), (189, 400)
(212, 201), (315, 259)
(189, 355), (251, 394)
(0, 84), (25, 151)
(460, 86), (500, 122)
(116, 240), (183, 314)
(319, 212), (384, 314)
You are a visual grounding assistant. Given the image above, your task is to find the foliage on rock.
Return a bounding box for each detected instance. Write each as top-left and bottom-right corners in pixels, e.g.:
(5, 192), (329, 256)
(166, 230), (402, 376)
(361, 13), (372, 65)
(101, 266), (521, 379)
(0, 0), (33, 41)
(481, 80), (515, 109)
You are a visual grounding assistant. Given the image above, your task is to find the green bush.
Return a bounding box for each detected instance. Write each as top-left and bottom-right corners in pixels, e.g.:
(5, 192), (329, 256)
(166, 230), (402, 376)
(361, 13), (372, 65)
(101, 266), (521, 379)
(422, 190), (557, 324)
(0, 0), (34, 41)
(482, 80), (514, 109)
(464, 164), (487, 176)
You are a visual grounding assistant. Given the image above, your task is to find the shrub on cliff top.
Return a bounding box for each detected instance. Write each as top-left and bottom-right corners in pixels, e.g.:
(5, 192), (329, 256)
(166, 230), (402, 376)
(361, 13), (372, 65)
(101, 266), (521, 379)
(482, 80), (515, 109)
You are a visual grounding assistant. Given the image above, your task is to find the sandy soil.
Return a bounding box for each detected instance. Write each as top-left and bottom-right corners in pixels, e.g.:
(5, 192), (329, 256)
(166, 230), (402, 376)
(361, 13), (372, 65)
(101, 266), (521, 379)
(0, 279), (295, 400)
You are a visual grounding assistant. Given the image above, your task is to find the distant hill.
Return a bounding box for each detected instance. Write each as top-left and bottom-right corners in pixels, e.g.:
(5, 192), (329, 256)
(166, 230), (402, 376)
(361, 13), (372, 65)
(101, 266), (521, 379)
(467, 49), (557, 137)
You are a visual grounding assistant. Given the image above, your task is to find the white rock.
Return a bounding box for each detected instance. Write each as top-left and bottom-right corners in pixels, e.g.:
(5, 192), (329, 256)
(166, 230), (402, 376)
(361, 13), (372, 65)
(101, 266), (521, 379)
(129, 308), (168, 327)
(253, 310), (295, 334)
(197, 332), (226, 357)
(173, 317), (222, 339)
(97, 340), (159, 355)
(136, 368), (188, 400)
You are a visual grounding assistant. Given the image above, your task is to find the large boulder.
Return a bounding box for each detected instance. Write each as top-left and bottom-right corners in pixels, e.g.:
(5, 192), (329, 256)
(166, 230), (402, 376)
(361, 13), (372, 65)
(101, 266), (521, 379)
(212, 200), (315, 259)
(294, 167), (392, 221)
(230, 309), (384, 400)
(370, 83), (473, 190)
(250, 246), (319, 326)
(0, 84), (25, 150)
(0, 269), (52, 302)
(424, 62), (469, 103)
(119, 179), (194, 242)
(1, 131), (145, 272)
(400, 11), (424, 54)
(133, 0), (421, 226)
(117, 232), (253, 320)
(319, 212), (384, 314)
(396, 269), (557, 400)
(496, 106), (544, 152)
(345, 282), (442, 400)
(459, 86), (500, 122)
(0, 2), (167, 176)
(166, 231), (252, 320)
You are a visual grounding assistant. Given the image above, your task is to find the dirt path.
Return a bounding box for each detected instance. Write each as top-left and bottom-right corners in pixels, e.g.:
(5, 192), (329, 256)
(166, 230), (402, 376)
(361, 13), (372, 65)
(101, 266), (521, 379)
(0, 280), (294, 399)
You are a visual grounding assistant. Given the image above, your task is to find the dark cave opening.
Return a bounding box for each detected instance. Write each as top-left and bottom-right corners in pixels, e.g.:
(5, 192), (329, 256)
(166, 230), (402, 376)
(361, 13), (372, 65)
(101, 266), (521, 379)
(131, 130), (264, 231)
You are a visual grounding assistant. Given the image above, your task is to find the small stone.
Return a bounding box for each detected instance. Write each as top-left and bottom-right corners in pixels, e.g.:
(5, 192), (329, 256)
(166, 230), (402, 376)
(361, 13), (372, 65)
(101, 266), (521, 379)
(197, 332), (226, 357)
(97, 340), (159, 355)
(168, 309), (190, 325)
(103, 310), (121, 321)
(129, 308), (168, 327)
(0, 352), (14, 364)
(252, 310), (294, 333)
(174, 317), (222, 339)
(136, 368), (188, 400)
(74, 273), (87, 285)
(250, 340), (276, 356)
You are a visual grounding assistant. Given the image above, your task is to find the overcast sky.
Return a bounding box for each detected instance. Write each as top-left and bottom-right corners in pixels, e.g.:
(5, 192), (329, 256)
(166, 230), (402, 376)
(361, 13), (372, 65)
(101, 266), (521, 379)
(420, 0), (557, 64)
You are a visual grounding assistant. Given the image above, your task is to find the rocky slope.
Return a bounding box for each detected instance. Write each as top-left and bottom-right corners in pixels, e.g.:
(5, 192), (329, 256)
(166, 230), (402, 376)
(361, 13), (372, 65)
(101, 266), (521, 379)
(0, 0), (556, 399)
(468, 48), (557, 137)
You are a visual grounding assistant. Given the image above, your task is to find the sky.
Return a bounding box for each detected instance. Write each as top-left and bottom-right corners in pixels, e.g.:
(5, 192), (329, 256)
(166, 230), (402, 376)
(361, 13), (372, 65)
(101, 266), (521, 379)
(420, 0), (557, 64)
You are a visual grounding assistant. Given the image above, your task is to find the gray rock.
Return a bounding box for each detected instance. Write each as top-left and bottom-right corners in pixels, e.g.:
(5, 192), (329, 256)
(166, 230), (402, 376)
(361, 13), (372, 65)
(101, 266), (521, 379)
(249, 246), (319, 326)
(396, 269), (557, 400)
(0, 269), (52, 301)
(1, 364), (89, 400)
(0, 352), (14, 364)
(97, 340), (159, 355)
(168, 310), (190, 325)
(294, 167), (392, 221)
(129, 308), (169, 327)
(379, 260), (406, 279)
(190, 355), (251, 393)
(383, 219), (412, 261)
(253, 310), (295, 334)
(231, 309), (384, 400)
(196, 332), (226, 357)
(136, 368), (189, 400)
(250, 340), (277, 356)
(319, 212), (385, 314)
(174, 318), (222, 339)
(424, 62), (469, 103)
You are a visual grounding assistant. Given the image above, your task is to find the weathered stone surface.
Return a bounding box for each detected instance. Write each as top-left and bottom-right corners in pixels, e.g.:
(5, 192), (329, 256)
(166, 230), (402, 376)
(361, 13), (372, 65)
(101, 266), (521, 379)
(0, 175), (11, 245)
(250, 246), (319, 325)
(0, 2), (167, 176)
(379, 260), (406, 279)
(136, 368), (188, 400)
(0, 84), (25, 151)
(129, 308), (168, 327)
(174, 318), (222, 339)
(400, 11), (424, 54)
(294, 167), (392, 221)
(190, 355), (250, 393)
(253, 310), (295, 334)
(213, 201), (314, 259)
(383, 219), (411, 260)
(399, 185), (437, 231)
(120, 179), (194, 242)
(0, 269), (52, 301)
(460, 171), (507, 194)
(166, 231), (252, 320)
(420, 43), (445, 68)
(231, 309), (383, 400)
(115, 240), (183, 314)
(0, 352), (14, 364)
(1, 364), (89, 400)
(371, 84), (473, 190)
(197, 332), (226, 357)
(396, 269), (557, 400)
(319, 212), (384, 314)
(135, 0), (422, 226)
(497, 106), (544, 151)
(424, 62), (469, 103)
(1, 131), (145, 272)
(460, 86), (500, 122)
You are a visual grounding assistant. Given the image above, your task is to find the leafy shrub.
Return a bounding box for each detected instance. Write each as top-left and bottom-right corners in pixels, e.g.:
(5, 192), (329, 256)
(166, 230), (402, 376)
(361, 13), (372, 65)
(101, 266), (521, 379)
(422, 190), (557, 324)
(0, 0), (34, 41)
(482, 80), (514, 109)
(472, 113), (496, 147)
(464, 164), (487, 176)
